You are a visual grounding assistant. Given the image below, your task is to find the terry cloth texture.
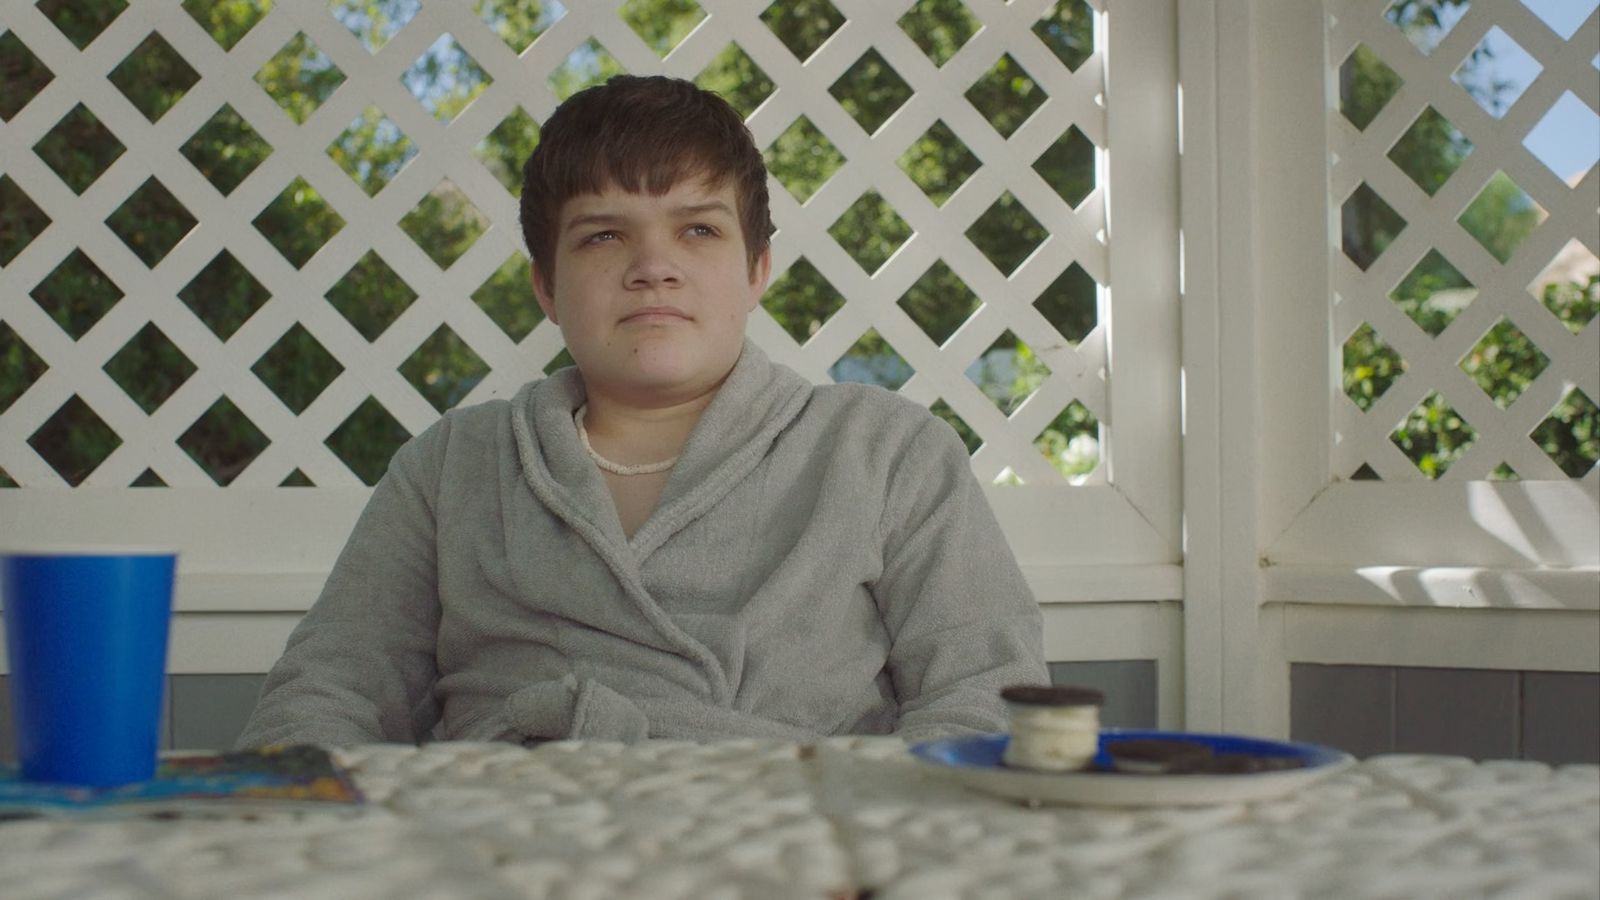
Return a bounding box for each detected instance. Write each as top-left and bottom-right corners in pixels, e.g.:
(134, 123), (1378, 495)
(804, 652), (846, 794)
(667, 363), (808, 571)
(236, 340), (1047, 748)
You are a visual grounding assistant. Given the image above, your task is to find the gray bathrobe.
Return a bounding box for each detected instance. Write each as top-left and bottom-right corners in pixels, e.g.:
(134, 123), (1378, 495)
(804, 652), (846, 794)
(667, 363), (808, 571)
(237, 340), (1046, 748)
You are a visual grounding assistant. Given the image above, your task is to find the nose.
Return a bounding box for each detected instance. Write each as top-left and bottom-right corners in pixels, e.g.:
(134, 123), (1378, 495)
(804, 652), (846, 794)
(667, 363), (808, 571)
(625, 236), (682, 289)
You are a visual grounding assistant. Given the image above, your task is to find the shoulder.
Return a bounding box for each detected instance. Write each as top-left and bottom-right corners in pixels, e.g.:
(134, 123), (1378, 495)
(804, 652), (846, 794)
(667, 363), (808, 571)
(387, 389), (526, 480)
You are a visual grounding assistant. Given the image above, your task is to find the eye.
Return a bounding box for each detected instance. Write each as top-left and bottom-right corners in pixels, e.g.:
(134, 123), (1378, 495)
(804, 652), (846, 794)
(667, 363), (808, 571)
(686, 223), (718, 238)
(582, 230), (619, 246)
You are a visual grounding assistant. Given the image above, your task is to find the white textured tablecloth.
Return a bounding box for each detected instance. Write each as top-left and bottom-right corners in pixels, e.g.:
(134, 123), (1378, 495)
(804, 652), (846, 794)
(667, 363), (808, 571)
(1, 738), (1596, 899)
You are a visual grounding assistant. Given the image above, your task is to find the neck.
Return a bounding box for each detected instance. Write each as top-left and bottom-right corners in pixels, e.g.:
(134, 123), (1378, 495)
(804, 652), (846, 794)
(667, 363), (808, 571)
(579, 390), (717, 467)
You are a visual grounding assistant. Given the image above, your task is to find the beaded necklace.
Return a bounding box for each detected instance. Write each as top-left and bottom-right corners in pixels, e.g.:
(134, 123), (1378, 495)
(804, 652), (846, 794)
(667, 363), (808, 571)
(573, 404), (679, 476)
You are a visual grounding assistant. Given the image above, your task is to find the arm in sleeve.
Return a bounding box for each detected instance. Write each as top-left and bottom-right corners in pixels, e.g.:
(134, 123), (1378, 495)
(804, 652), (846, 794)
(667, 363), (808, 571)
(234, 421), (447, 748)
(874, 417), (1049, 743)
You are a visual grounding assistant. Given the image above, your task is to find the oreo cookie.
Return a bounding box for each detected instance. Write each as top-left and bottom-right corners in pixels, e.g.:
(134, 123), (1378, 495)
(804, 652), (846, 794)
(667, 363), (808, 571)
(999, 685), (1105, 708)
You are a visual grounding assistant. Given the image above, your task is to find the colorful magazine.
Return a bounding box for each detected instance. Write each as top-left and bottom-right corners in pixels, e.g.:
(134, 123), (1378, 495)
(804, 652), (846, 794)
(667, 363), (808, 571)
(0, 745), (364, 818)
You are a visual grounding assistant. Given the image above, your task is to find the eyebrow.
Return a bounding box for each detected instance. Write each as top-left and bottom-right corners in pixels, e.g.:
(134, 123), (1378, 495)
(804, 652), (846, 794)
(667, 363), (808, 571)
(562, 201), (736, 234)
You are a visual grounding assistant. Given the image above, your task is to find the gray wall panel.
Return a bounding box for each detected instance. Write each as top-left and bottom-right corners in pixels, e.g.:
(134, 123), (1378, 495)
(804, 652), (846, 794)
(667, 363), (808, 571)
(1047, 660), (1158, 728)
(1290, 664), (1394, 759)
(1522, 671), (1600, 765)
(170, 674), (266, 752)
(1395, 668), (1519, 760)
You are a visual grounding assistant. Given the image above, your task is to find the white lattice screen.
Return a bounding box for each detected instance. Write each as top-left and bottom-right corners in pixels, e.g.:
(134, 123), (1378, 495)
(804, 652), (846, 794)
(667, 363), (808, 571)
(1, 1), (1183, 688)
(1329, 0), (1598, 482)
(0, 0), (1152, 490)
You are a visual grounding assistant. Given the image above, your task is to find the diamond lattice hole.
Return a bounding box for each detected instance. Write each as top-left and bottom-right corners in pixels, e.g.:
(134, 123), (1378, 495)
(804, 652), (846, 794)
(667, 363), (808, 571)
(34, 104), (125, 195)
(1035, 125), (1096, 208)
(900, 0), (980, 68)
(1531, 239), (1599, 335)
(254, 177), (346, 270)
(1391, 392), (1476, 478)
(1532, 388), (1599, 477)
(830, 191), (913, 275)
(1340, 44), (1402, 131)
(1384, 0), (1468, 55)
(401, 326), (491, 412)
(181, 0), (274, 51)
(29, 396), (121, 486)
(280, 469), (312, 487)
(1341, 182), (1406, 271)
(327, 251), (417, 341)
(898, 120), (980, 207)
(182, 105), (272, 196)
(403, 33), (491, 123)
(476, 107), (541, 195)
(968, 332), (1049, 416)
(0, 468), (14, 488)
(830, 48), (913, 135)
(0, 323), (49, 414)
(36, 0), (126, 49)
(929, 398), (981, 454)
(696, 43), (775, 119)
(543, 347), (575, 376)
(899, 260), (979, 347)
(107, 178), (198, 268)
(181, 250), (271, 340)
(1391, 248), (1476, 335)
(1389, 106), (1472, 196)
(326, 396), (411, 486)
(1489, 462), (1519, 481)
(550, 38), (624, 101)
(1460, 317), (1549, 409)
(764, 257), (845, 345)
(109, 32), (200, 123)
(255, 33), (346, 124)
(829, 330), (913, 391)
(1036, 262), (1098, 344)
(1454, 27), (1541, 118)
(1033, 0), (1095, 71)
(1343, 323), (1407, 412)
(331, 0), (420, 53)
(31, 249), (124, 340)
(131, 467), (165, 487)
(474, 254), (543, 341)
(252, 324), (343, 414)
(1521, 0), (1592, 39)
(329, 106), (416, 196)
(103, 323), (196, 414)
(761, 0), (845, 62)
(0, 175), (51, 266)
(1524, 91), (1599, 181)
(621, 0), (704, 57)
(0, 30), (54, 121)
(178, 397), (269, 486)
(968, 192), (1048, 277)
(476, 0), (566, 53)
(400, 180), (488, 271)
(766, 117), (845, 204)
(1459, 171), (1546, 264)
(966, 54), (1047, 139)
(1036, 399), (1099, 483)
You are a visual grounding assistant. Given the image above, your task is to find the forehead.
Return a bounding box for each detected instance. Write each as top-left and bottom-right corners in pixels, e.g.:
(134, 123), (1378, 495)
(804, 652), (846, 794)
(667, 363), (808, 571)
(558, 176), (738, 224)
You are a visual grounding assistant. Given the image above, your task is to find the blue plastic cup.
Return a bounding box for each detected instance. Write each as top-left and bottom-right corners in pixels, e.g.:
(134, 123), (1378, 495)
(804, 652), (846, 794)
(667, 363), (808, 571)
(2, 550), (176, 787)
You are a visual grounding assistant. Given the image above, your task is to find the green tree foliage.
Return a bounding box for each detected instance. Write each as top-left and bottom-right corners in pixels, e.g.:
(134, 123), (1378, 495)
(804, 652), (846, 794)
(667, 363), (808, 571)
(1340, 0), (1594, 479)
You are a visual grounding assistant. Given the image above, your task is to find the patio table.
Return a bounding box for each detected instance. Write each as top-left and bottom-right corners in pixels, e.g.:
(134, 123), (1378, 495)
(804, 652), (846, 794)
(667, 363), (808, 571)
(0, 736), (1595, 899)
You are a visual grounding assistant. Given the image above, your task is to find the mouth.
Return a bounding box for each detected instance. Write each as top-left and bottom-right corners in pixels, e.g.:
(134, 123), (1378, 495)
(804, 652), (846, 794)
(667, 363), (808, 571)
(620, 306), (692, 324)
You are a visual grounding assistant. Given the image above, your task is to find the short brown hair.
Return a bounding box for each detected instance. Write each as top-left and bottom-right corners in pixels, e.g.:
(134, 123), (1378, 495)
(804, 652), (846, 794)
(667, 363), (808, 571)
(519, 75), (771, 290)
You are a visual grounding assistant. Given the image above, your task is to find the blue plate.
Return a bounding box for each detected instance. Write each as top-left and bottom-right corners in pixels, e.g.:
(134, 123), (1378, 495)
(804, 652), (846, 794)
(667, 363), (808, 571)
(909, 730), (1354, 807)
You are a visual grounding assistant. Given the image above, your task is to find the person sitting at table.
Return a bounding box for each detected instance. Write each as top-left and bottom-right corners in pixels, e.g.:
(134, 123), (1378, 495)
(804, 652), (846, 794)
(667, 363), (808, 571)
(236, 74), (1047, 749)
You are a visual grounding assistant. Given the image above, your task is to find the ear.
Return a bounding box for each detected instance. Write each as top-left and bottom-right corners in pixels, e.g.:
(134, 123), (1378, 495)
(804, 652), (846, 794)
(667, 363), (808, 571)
(746, 246), (772, 311)
(530, 260), (558, 324)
